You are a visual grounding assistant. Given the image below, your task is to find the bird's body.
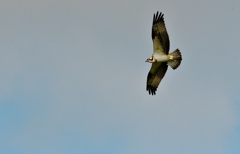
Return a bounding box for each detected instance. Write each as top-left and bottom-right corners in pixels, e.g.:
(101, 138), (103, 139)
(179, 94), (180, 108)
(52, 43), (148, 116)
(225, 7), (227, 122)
(153, 53), (172, 62)
(146, 12), (182, 95)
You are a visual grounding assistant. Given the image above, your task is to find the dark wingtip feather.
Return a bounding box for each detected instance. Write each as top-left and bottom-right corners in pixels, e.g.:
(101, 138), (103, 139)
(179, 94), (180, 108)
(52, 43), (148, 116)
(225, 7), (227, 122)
(147, 85), (156, 95)
(153, 11), (164, 24)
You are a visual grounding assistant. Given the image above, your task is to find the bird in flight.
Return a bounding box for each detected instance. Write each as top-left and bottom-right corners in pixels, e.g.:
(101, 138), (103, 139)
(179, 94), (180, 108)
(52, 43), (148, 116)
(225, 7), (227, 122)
(146, 12), (182, 95)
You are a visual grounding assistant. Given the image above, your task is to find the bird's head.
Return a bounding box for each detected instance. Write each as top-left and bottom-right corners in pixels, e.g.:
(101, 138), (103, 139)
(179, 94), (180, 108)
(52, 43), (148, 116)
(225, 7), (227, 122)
(145, 56), (156, 63)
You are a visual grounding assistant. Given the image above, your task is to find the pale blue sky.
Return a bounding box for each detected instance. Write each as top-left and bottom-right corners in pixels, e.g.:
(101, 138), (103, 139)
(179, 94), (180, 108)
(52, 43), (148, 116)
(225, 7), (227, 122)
(1, 0), (240, 154)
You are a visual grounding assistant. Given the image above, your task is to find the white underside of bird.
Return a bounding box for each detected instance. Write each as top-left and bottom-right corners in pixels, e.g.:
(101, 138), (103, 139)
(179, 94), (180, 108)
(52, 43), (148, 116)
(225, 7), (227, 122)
(146, 49), (181, 69)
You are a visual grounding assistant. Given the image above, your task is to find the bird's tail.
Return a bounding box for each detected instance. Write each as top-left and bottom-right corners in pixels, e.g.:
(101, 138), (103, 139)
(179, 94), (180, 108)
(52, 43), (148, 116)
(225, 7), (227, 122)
(168, 49), (182, 70)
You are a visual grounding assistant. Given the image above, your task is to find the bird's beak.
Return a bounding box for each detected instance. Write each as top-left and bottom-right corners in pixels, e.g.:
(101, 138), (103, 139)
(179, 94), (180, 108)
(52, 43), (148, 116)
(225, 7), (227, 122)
(145, 59), (148, 62)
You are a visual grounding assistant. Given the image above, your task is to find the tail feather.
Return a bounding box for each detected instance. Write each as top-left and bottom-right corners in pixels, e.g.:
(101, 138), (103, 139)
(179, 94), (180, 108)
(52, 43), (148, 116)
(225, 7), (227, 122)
(168, 49), (182, 70)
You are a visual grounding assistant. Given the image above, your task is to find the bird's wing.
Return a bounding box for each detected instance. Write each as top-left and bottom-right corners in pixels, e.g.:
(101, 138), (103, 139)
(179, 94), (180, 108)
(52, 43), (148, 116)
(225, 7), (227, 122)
(152, 12), (170, 54)
(146, 62), (168, 95)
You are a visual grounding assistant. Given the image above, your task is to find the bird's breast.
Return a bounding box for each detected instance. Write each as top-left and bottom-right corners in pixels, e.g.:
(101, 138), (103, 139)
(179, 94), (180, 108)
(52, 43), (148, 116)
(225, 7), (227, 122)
(153, 54), (170, 62)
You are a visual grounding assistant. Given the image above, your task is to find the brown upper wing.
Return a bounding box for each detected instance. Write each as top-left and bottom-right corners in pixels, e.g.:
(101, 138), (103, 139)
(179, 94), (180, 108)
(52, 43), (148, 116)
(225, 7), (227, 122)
(152, 12), (170, 54)
(146, 62), (168, 95)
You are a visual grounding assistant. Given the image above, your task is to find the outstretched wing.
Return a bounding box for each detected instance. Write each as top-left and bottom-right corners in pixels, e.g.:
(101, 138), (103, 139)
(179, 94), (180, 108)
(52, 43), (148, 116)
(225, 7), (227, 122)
(152, 12), (170, 54)
(146, 62), (168, 95)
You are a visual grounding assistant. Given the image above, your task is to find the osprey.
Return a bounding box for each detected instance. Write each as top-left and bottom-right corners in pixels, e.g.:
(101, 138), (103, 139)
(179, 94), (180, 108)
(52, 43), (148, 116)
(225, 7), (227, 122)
(146, 12), (182, 95)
